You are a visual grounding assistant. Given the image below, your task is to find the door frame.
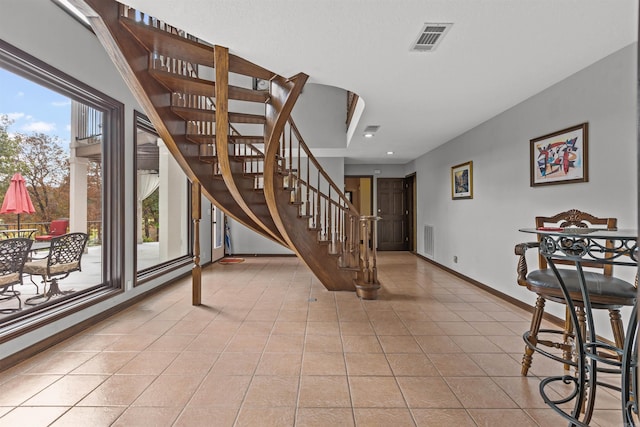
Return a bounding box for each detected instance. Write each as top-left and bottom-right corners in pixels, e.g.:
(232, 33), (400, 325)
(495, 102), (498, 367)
(405, 173), (417, 253)
(344, 175), (374, 215)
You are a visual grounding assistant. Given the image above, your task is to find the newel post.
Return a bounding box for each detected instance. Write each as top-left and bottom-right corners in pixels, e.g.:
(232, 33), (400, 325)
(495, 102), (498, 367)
(354, 215), (381, 300)
(192, 181), (202, 305)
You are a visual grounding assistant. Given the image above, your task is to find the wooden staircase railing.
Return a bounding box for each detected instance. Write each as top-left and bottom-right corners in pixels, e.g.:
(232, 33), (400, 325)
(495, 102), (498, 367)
(264, 117), (380, 296)
(72, 0), (381, 298)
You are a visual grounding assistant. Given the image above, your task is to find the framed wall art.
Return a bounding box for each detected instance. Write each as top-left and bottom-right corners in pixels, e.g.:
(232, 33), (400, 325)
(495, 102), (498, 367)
(530, 123), (588, 187)
(451, 161), (473, 200)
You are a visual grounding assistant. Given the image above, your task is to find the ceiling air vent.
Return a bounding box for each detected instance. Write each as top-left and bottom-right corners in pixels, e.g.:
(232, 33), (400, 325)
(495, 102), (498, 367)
(411, 23), (453, 52)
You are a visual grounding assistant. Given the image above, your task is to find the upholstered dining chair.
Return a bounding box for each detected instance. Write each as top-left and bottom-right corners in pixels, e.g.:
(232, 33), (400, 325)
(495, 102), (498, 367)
(23, 232), (88, 305)
(514, 209), (636, 376)
(0, 237), (33, 313)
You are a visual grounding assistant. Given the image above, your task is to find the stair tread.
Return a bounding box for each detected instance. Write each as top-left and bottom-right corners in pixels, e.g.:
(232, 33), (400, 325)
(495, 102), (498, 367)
(151, 69), (269, 102)
(172, 106), (266, 124)
(120, 16), (276, 80)
(340, 266), (361, 272)
(120, 16), (214, 64)
(186, 134), (265, 145)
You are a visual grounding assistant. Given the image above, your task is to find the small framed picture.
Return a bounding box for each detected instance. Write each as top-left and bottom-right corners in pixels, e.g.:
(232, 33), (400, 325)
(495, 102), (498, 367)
(530, 123), (588, 187)
(451, 161), (473, 200)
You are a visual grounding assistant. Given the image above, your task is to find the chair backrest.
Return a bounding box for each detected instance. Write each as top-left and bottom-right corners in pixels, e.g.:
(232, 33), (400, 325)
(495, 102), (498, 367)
(47, 232), (89, 277)
(49, 219), (69, 237)
(535, 209), (617, 276)
(0, 238), (33, 286)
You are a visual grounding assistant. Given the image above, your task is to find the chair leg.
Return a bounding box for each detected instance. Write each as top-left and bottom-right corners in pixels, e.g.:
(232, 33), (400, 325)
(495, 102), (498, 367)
(572, 307), (589, 376)
(0, 287), (22, 313)
(522, 295), (545, 376)
(609, 309), (625, 359)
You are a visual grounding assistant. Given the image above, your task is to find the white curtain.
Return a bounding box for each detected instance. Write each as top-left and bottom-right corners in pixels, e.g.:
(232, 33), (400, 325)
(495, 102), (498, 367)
(138, 170), (160, 202)
(137, 171), (159, 244)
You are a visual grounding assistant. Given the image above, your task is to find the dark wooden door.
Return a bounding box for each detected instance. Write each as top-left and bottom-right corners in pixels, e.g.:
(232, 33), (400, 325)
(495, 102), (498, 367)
(376, 178), (409, 251)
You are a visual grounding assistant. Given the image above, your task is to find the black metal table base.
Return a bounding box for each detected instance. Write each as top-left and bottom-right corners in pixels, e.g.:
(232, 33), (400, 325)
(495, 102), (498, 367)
(25, 279), (74, 305)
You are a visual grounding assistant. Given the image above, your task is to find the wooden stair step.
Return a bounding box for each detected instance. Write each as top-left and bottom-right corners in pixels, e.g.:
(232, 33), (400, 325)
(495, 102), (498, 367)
(198, 155), (216, 164)
(228, 55), (275, 80)
(120, 16), (276, 81)
(233, 155), (264, 160)
(151, 70), (270, 103)
(120, 16), (214, 64)
(171, 106), (266, 124)
(186, 134), (264, 145)
(151, 69), (213, 96)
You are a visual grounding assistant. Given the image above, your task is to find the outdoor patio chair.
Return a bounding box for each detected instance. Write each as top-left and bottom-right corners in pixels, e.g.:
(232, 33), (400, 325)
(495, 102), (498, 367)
(0, 237), (33, 313)
(35, 219), (69, 241)
(23, 232), (88, 305)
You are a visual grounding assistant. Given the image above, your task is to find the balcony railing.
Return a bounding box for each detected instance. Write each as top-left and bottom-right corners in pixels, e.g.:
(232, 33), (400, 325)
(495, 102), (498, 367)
(0, 221), (103, 245)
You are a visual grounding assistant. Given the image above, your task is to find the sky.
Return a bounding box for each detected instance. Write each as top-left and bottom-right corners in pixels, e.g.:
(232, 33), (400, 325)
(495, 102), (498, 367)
(0, 67), (71, 146)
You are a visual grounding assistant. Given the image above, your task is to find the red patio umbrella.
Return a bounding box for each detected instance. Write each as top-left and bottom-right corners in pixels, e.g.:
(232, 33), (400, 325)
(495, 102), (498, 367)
(0, 173), (36, 230)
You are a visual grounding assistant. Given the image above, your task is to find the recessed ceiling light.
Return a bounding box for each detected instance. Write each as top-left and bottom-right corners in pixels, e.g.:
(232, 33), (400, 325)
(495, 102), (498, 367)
(363, 125), (380, 139)
(387, 151), (394, 155)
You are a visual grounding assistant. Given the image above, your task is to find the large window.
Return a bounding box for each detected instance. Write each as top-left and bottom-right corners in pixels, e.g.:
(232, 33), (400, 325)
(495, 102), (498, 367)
(0, 40), (123, 329)
(134, 112), (191, 283)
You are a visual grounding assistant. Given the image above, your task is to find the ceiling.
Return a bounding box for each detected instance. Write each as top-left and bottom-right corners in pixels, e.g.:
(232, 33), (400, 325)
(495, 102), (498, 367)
(101, 1), (637, 164)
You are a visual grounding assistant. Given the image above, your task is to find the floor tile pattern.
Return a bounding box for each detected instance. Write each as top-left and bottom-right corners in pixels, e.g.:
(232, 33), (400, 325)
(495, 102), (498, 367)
(0, 252), (627, 426)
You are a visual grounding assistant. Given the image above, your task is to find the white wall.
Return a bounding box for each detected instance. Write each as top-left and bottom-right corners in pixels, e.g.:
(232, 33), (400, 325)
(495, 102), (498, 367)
(412, 44), (637, 336)
(293, 83), (347, 149)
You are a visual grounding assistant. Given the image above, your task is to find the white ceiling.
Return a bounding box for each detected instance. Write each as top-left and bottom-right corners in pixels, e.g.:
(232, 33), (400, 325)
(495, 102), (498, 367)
(119, 0), (637, 164)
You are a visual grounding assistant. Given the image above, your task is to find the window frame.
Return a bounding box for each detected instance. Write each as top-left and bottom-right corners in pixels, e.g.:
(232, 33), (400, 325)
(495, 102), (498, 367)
(133, 111), (193, 287)
(0, 39), (125, 341)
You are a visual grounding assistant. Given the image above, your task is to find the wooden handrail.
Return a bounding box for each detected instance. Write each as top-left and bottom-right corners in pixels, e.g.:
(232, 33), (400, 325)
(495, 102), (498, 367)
(346, 91), (359, 127)
(287, 118), (358, 213)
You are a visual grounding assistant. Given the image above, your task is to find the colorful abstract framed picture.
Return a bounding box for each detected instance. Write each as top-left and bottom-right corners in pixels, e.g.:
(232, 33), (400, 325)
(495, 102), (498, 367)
(530, 123), (588, 187)
(451, 161), (473, 200)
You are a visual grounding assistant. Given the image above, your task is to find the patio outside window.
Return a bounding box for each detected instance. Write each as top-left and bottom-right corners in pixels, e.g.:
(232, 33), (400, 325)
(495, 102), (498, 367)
(0, 40), (124, 327)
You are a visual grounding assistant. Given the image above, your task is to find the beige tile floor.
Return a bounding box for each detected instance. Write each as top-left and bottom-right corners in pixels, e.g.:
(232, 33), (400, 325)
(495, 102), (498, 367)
(0, 252), (629, 426)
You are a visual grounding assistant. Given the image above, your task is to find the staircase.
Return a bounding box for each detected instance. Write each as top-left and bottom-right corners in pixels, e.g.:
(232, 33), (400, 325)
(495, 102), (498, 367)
(73, 0), (381, 297)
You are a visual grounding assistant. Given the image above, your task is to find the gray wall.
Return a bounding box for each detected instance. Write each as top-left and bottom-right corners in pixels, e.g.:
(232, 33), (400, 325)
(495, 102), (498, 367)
(411, 44), (637, 336)
(293, 83), (347, 149)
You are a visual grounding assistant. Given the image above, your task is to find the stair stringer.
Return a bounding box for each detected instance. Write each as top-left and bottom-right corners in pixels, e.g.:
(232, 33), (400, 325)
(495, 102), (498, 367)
(262, 75), (357, 292)
(76, 0), (281, 245)
(212, 45), (286, 246)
